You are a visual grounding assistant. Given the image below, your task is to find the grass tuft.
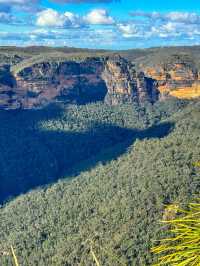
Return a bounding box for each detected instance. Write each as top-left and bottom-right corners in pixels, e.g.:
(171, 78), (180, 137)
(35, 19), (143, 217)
(11, 246), (19, 266)
(152, 201), (200, 266)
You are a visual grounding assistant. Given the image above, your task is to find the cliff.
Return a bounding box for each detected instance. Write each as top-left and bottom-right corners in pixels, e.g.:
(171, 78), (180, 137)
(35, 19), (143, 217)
(14, 58), (108, 108)
(142, 55), (200, 99)
(103, 55), (159, 105)
(1, 47), (200, 110)
(0, 55), (160, 109)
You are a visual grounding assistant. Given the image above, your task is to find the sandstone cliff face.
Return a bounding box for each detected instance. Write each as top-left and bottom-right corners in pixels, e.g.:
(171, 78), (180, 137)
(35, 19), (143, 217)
(102, 56), (159, 105)
(0, 56), (160, 109)
(14, 58), (107, 108)
(143, 58), (200, 99)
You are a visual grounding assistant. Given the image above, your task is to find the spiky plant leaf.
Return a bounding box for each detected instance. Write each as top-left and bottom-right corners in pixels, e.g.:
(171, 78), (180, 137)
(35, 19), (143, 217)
(152, 201), (200, 266)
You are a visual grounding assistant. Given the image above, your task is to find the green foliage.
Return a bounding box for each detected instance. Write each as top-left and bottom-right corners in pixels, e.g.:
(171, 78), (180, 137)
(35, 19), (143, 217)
(0, 99), (186, 203)
(0, 99), (199, 265)
(152, 201), (200, 266)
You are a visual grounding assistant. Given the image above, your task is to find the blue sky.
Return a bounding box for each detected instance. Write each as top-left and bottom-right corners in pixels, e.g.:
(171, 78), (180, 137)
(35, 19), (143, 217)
(0, 0), (200, 49)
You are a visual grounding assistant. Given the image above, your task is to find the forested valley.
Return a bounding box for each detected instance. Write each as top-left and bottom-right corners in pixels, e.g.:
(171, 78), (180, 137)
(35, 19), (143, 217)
(0, 98), (199, 265)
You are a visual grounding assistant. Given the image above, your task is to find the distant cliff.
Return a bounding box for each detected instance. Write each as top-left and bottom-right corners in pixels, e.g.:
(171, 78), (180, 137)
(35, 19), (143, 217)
(1, 46), (200, 109)
(0, 55), (160, 109)
(141, 54), (200, 99)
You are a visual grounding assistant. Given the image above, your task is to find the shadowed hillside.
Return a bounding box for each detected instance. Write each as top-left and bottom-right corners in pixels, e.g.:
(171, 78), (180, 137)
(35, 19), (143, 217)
(0, 103), (173, 204)
(0, 100), (199, 266)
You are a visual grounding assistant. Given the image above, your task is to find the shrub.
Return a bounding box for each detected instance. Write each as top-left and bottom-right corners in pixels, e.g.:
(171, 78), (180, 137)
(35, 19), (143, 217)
(152, 201), (200, 266)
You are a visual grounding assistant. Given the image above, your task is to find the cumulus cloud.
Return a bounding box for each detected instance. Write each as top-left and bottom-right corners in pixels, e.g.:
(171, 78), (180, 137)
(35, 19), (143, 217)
(84, 9), (114, 25)
(166, 12), (200, 24)
(36, 8), (83, 28)
(1, 5), (200, 49)
(130, 11), (200, 24)
(36, 9), (69, 27)
(118, 23), (139, 38)
(36, 8), (114, 28)
(119, 11), (200, 41)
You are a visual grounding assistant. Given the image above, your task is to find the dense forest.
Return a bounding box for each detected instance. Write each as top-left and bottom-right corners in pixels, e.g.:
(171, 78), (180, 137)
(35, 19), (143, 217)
(0, 97), (199, 265)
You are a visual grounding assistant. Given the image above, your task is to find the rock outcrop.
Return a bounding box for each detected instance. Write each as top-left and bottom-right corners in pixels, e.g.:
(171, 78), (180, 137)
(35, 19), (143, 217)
(1, 48), (200, 110)
(0, 55), (160, 109)
(0, 58), (109, 109)
(143, 56), (200, 99)
(103, 55), (159, 105)
(13, 58), (107, 108)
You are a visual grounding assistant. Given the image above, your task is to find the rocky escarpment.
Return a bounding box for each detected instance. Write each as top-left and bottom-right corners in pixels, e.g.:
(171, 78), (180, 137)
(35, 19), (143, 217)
(142, 55), (200, 99)
(103, 56), (159, 105)
(0, 55), (160, 109)
(14, 58), (108, 108)
(1, 48), (200, 110)
(0, 58), (108, 109)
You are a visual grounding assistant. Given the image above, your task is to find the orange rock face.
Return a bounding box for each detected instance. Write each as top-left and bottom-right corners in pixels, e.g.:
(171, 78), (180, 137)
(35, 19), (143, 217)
(144, 62), (200, 99)
(145, 67), (166, 81)
(170, 83), (200, 99)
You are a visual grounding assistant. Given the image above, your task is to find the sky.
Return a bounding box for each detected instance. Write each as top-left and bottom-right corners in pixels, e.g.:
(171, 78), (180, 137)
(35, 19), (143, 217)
(0, 0), (200, 49)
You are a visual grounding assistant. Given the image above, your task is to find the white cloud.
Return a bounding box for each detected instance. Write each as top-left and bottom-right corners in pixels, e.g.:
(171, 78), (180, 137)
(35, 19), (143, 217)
(2, 8), (200, 49)
(0, 26), (118, 48)
(64, 11), (84, 28)
(36, 9), (68, 27)
(118, 23), (139, 38)
(130, 11), (200, 25)
(166, 12), (200, 24)
(120, 11), (200, 41)
(36, 8), (114, 28)
(84, 9), (114, 25)
(36, 8), (83, 28)
(162, 22), (177, 32)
